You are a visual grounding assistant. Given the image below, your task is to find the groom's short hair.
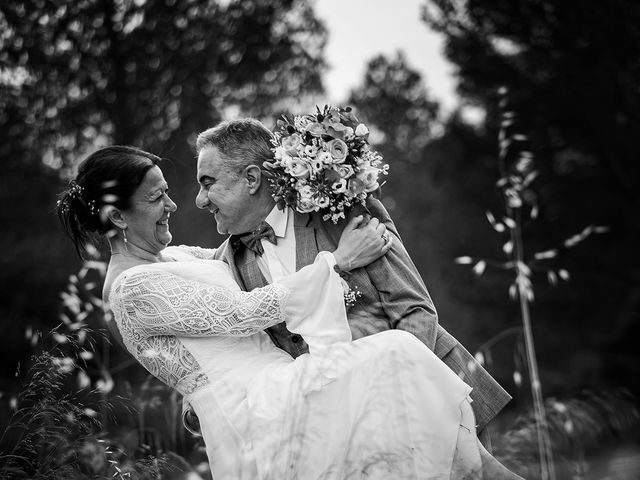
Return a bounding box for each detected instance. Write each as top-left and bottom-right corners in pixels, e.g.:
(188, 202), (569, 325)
(196, 119), (274, 176)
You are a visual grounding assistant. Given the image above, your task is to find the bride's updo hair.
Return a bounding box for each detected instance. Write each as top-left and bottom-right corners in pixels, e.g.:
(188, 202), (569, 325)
(57, 146), (161, 258)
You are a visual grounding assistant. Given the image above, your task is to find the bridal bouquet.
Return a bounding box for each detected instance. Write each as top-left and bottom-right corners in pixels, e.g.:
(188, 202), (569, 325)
(265, 105), (389, 224)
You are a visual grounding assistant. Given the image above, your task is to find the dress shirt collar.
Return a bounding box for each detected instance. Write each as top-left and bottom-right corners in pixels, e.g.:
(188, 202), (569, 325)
(264, 205), (290, 239)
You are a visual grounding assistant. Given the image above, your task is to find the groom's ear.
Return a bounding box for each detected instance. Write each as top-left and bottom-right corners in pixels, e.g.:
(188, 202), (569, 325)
(244, 165), (263, 195)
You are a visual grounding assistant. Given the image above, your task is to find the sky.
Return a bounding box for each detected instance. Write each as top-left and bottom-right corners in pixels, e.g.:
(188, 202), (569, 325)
(313, 0), (459, 113)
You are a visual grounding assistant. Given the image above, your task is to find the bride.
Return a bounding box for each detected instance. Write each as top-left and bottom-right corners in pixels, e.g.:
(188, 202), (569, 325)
(57, 146), (522, 479)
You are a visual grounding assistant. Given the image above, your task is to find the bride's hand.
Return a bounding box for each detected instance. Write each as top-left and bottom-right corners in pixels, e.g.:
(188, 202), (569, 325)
(333, 215), (393, 272)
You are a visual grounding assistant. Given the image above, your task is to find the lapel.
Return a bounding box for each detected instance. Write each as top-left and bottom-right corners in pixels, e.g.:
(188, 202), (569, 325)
(238, 247), (269, 289)
(218, 238), (268, 291)
(294, 212), (319, 271)
(218, 239), (247, 291)
(293, 211), (339, 270)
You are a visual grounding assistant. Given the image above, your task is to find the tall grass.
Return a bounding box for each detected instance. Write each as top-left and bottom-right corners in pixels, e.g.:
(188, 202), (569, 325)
(0, 246), (209, 479)
(456, 87), (610, 480)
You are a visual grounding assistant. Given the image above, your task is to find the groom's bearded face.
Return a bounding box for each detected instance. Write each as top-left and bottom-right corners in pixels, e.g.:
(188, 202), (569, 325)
(196, 146), (258, 235)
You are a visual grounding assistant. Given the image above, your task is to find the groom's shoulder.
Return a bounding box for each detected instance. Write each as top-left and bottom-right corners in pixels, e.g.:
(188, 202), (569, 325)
(366, 196), (393, 223)
(213, 237), (232, 260)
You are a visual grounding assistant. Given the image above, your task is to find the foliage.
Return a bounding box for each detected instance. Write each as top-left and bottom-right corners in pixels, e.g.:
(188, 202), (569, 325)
(0, 0), (327, 173)
(0, 351), (186, 479)
(455, 88), (612, 479)
(349, 52), (439, 163)
(1, 256), (209, 479)
(422, 0), (640, 194)
(495, 390), (640, 480)
(419, 0), (640, 400)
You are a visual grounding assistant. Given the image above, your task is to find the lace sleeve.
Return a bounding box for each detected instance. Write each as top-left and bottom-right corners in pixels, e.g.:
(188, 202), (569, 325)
(172, 245), (217, 260)
(112, 270), (289, 338)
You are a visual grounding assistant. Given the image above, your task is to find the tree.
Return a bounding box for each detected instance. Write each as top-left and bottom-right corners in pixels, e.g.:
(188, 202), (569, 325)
(0, 0), (327, 172)
(349, 52), (439, 164)
(421, 0), (640, 199)
(421, 0), (640, 398)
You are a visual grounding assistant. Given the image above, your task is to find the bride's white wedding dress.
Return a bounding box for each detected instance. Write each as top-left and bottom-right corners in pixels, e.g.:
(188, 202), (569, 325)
(110, 246), (482, 479)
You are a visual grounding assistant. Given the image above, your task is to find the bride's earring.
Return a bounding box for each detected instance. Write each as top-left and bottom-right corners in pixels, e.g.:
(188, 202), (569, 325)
(122, 228), (129, 253)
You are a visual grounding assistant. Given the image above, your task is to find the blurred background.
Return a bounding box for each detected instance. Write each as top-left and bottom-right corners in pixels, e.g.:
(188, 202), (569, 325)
(1, 0), (639, 478)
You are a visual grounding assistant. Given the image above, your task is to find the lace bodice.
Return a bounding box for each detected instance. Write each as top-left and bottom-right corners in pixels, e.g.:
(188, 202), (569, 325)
(109, 248), (347, 396)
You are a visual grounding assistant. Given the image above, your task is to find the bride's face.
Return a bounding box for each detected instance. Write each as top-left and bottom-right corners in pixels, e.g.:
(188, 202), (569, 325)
(122, 166), (177, 254)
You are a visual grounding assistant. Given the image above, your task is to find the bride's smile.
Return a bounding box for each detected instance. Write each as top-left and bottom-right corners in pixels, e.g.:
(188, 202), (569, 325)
(118, 166), (177, 252)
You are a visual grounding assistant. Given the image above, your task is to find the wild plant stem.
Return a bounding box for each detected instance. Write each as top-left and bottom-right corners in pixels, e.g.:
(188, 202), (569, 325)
(512, 213), (556, 480)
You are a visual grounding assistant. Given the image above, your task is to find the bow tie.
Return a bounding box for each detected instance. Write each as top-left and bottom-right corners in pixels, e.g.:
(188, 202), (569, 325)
(231, 221), (277, 256)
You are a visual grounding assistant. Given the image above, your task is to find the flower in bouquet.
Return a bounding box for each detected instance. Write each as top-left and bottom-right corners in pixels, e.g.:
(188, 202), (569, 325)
(265, 105), (389, 223)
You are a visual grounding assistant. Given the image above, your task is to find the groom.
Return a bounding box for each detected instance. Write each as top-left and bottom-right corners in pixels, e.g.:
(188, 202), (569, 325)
(184, 118), (511, 441)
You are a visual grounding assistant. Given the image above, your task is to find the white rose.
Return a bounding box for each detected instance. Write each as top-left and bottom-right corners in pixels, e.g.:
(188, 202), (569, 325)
(356, 166), (380, 192)
(326, 139), (348, 164)
(305, 122), (325, 137)
(344, 126), (354, 139)
(285, 157), (311, 179)
(356, 123), (369, 137)
(334, 164), (355, 179)
(355, 124), (369, 136)
(281, 133), (303, 155)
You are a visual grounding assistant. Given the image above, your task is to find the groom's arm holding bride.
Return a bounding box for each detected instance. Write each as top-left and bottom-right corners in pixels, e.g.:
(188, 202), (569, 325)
(314, 194), (512, 434)
(349, 195), (440, 349)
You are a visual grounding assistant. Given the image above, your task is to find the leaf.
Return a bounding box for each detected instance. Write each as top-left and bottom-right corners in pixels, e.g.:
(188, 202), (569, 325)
(77, 370), (91, 389)
(83, 407), (97, 418)
(522, 170), (539, 186)
(552, 401), (568, 413)
(486, 211), (506, 232)
(52, 332), (68, 344)
(473, 261), (487, 276)
(558, 269), (570, 281)
(496, 177), (509, 188)
(513, 371), (523, 387)
(503, 216), (517, 229)
(455, 256), (473, 264)
(534, 249), (558, 260)
(564, 419), (575, 434)
(517, 261), (532, 276)
(79, 350), (94, 360)
(526, 287), (535, 302)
